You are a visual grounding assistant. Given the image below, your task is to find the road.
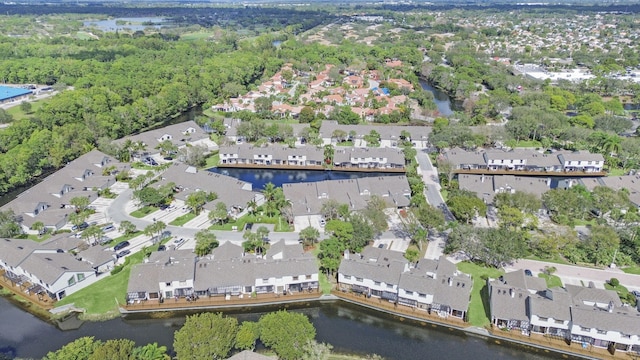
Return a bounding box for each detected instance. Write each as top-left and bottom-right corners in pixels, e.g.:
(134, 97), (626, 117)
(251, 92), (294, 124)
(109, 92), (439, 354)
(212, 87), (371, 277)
(505, 258), (640, 292)
(415, 150), (454, 259)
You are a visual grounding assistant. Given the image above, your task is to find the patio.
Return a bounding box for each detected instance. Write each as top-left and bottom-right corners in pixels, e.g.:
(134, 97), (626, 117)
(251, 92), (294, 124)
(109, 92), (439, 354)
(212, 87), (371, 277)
(122, 290), (322, 312)
(0, 269), (54, 309)
(332, 290), (469, 328)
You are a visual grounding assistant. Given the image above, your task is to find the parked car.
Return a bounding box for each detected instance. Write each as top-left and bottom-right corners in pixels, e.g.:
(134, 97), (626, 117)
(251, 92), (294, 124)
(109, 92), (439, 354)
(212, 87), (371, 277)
(631, 290), (640, 298)
(99, 236), (112, 245)
(157, 245), (166, 251)
(173, 238), (185, 247)
(72, 222), (89, 231)
(378, 244), (385, 249)
(102, 224), (115, 233)
(116, 250), (131, 258)
(114, 241), (130, 251)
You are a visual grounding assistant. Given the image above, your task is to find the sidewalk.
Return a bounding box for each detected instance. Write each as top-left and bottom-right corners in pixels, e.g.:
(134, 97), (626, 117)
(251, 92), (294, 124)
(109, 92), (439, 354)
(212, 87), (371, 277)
(506, 259), (640, 292)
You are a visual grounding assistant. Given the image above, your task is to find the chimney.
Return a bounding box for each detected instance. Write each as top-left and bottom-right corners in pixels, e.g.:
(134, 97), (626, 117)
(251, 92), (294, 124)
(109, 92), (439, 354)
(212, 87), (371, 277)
(481, 174), (485, 183)
(608, 301), (614, 313)
(510, 288), (515, 298)
(448, 277), (452, 286)
(343, 250), (350, 260)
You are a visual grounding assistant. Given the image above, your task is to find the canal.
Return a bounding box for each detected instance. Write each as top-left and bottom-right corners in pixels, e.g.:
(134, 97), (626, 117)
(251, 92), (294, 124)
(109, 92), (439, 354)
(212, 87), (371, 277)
(0, 297), (566, 360)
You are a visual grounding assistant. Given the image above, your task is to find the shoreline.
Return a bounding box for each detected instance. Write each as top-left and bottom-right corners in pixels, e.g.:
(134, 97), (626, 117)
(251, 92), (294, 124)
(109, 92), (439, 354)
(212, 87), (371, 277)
(3, 288), (605, 360)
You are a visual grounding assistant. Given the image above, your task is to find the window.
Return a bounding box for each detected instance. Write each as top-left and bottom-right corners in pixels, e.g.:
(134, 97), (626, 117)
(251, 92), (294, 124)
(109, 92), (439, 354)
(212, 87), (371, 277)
(262, 278), (269, 284)
(374, 281), (381, 286)
(77, 273), (85, 282)
(67, 276), (76, 286)
(597, 329), (607, 335)
(356, 277), (363, 282)
(554, 320), (564, 324)
(165, 282), (171, 287)
(306, 275), (311, 280)
(538, 317), (548, 322)
(386, 284), (393, 289)
(622, 334), (631, 339)
(419, 293), (426, 298)
(580, 327), (591, 332)
(405, 290), (413, 295)
(344, 275), (351, 280)
(293, 276), (299, 281)
(165, 291), (173, 298)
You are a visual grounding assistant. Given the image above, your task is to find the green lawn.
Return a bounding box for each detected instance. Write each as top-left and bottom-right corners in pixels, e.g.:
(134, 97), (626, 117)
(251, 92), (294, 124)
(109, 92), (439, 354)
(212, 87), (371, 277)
(209, 213), (293, 232)
(131, 162), (157, 170)
(130, 206), (158, 218)
(5, 99), (45, 121)
(621, 266), (640, 275)
(170, 212), (197, 226)
(604, 282), (632, 304)
(456, 262), (504, 327)
(538, 273), (563, 288)
(336, 141), (354, 146)
(55, 251), (145, 318)
(202, 152), (220, 169)
(318, 272), (332, 295)
(607, 168), (626, 176)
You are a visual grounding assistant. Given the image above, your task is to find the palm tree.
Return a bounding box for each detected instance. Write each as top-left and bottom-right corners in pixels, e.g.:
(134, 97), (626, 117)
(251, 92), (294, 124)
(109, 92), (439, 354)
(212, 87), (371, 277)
(247, 198), (258, 216)
(601, 134), (622, 156)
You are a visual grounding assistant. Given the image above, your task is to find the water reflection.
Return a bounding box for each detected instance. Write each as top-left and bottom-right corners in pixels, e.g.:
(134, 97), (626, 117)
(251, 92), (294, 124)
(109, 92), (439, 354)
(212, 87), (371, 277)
(0, 297), (565, 360)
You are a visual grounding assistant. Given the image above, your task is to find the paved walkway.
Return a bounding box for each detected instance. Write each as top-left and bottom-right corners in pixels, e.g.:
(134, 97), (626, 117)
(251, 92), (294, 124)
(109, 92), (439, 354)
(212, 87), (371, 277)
(415, 150), (453, 260)
(505, 259), (640, 292)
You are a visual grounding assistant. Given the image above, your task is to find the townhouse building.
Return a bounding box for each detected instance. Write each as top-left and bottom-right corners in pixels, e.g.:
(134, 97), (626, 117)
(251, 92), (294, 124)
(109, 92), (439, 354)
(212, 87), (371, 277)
(218, 144), (324, 168)
(0, 236), (101, 301)
(442, 148), (605, 174)
(0, 150), (129, 232)
(333, 147), (405, 170)
(338, 248), (473, 319)
(151, 164), (264, 220)
(488, 270), (640, 353)
(319, 121), (432, 149)
(283, 176), (410, 230)
(113, 120), (215, 156)
(458, 174), (552, 203)
(126, 241), (319, 303)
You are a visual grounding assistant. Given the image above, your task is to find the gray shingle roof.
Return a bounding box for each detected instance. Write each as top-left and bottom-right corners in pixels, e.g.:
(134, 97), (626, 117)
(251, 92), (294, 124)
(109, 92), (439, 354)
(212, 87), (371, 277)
(20, 253), (94, 285)
(283, 176), (410, 216)
(528, 288), (572, 321)
(571, 305), (640, 335)
(489, 281), (530, 321)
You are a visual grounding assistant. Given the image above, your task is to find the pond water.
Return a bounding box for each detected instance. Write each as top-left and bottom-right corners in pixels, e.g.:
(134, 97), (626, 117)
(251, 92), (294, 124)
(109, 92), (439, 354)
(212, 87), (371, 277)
(82, 17), (168, 32)
(419, 79), (456, 116)
(208, 167), (404, 189)
(0, 297), (565, 360)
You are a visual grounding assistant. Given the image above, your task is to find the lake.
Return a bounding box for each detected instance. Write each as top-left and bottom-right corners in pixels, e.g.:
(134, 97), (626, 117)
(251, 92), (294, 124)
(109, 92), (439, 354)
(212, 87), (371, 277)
(419, 79), (456, 116)
(0, 297), (566, 360)
(208, 168), (404, 190)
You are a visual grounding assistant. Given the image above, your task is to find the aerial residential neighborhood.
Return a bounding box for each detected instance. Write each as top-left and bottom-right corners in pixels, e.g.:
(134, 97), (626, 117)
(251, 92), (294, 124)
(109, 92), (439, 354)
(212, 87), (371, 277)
(0, 115), (638, 359)
(4, 2), (640, 358)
